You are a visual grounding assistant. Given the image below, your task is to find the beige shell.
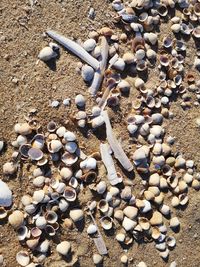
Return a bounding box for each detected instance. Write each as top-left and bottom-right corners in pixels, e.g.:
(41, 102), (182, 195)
(69, 209), (84, 222)
(151, 226), (161, 240)
(14, 123), (32, 135)
(16, 251), (30, 267)
(3, 162), (17, 175)
(170, 217), (180, 229)
(150, 211), (163, 225)
(138, 217), (150, 230)
(123, 206), (138, 220)
(8, 210), (24, 229)
(149, 173), (160, 186)
(122, 52), (135, 64)
(56, 241), (71, 256)
(114, 210), (124, 221)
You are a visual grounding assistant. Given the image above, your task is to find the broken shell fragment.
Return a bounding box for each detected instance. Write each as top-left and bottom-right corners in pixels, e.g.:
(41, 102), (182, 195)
(0, 180), (12, 207)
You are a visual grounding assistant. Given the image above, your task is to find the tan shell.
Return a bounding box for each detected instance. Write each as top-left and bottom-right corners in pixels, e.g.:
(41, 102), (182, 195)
(123, 206), (138, 220)
(150, 211), (163, 225)
(8, 210), (24, 229)
(56, 241), (71, 256)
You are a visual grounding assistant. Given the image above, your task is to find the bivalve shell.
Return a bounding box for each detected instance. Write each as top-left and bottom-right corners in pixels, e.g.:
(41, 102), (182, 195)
(123, 206), (138, 220)
(69, 209), (84, 222)
(100, 216), (114, 230)
(150, 211), (163, 225)
(0, 180), (12, 207)
(56, 241), (71, 256)
(16, 251), (30, 267)
(122, 216), (137, 231)
(87, 224), (97, 235)
(38, 47), (57, 61)
(8, 210), (24, 229)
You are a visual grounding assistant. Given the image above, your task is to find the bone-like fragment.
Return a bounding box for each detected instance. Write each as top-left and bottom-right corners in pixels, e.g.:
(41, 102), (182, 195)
(100, 143), (122, 185)
(89, 36), (109, 95)
(46, 30), (99, 70)
(102, 110), (133, 172)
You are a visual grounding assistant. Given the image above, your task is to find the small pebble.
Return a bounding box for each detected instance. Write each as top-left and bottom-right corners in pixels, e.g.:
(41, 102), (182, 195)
(51, 100), (60, 108)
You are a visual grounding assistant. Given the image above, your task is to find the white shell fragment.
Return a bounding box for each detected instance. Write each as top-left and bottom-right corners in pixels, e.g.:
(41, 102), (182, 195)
(38, 47), (57, 61)
(0, 180), (12, 207)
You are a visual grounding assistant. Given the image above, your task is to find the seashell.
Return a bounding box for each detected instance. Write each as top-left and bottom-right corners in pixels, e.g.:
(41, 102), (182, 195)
(93, 254), (103, 265)
(192, 179), (200, 190)
(80, 157), (97, 170)
(98, 199), (109, 214)
(166, 236), (176, 248)
(157, 4), (168, 16)
(151, 226), (161, 240)
(38, 46), (57, 61)
(45, 224), (56, 236)
(58, 198), (69, 212)
(64, 132), (76, 142)
(155, 241), (166, 251)
(144, 190), (154, 201)
(0, 180), (12, 207)
(61, 152), (78, 166)
(36, 239), (50, 253)
(170, 217), (180, 229)
(136, 60), (147, 71)
(138, 217), (150, 230)
(3, 161), (17, 175)
(193, 26), (200, 39)
(31, 227), (42, 238)
(121, 255), (128, 264)
(48, 140), (62, 153)
(150, 211), (163, 225)
(93, 46), (101, 58)
(0, 207), (7, 220)
(8, 210), (24, 229)
(75, 94), (86, 107)
(152, 143), (162, 155)
(92, 106), (101, 117)
(116, 232), (126, 242)
(122, 216), (137, 231)
(47, 121), (56, 133)
(122, 52), (135, 64)
(171, 24), (181, 33)
(150, 125), (163, 138)
(14, 122), (32, 135)
(26, 238), (40, 250)
(179, 193), (189, 206)
(171, 196), (180, 207)
(91, 115), (105, 128)
(180, 23), (192, 35)
(45, 211), (58, 224)
(87, 224), (97, 235)
(134, 77), (145, 89)
(135, 49), (145, 60)
(116, 81), (129, 95)
(170, 261), (177, 267)
(183, 173), (193, 184)
(16, 251), (30, 266)
(194, 3), (200, 16)
(114, 210), (124, 221)
(32, 190), (45, 204)
(69, 209), (84, 222)
(146, 96), (155, 109)
(113, 58), (125, 71)
(159, 204), (170, 216)
(36, 216), (47, 229)
(31, 134), (45, 150)
(149, 173), (160, 186)
(144, 32), (157, 45)
(133, 148), (147, 166)
(56, 126), (66, 138)
(59, 167), (73, 180)
(163, 37), (173, 48)
(17, 226), (28, 241)
(63, 186), (77, 202)
(96, 181), (107, 194)
(0, 140), (4, 152)
(100, 216), (113, 230)
(127, 124), (138, 134)
(25, 204), (37, 215)
(146, 48), (156, 59)
(32, 175), (45, 188)
(65, 142), (77, 154)
(83, 39), (96, 52)
(56, 241), (71, 256)
(16, 135), (28, 147)
(81, 65), (94, 82)
(123, 206), (138, 220)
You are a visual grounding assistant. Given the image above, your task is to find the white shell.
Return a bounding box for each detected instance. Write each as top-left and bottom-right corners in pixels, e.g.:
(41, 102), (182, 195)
(56, 126), (66, 137)
(69, 209), (84, 222)
(35, 216), (47, 229)
(80, 157), (97, 170)
(91, 116), (104, 128)
(3, 162), (17, 175)
(96, 181), (107, 194)
(65, 142), (77, 153)
(75, 94), (86, 107)
(64, 131), (76, 141)
(93, 254), (103, 265)
(170, 217), (180, 228)
(16, 135), (27, 146)
(59, 198), (69, 212)
(123, 206), (138, 220)
(56, 241), (71, 256)
(113, 58), (125, 71)
(14, 123), (32, 135)
(36, 239), (50, 253)
(16, 251), (30, 267)
(32, 190), (45, 204)
(81, 65), (94, 82)
(116, 232), (126, 242)
(122, 216), (137, 231)
(38, 46), (57, 61)
(48, 140), (62, 153)
(92, 106), (101, 117)
(17, 226), (28, 241)
(83, 39), (96, 52)
(33, 176), (45, 188)
(0, 180), (12, 207)
(87, 224), (97, 235)
(137, 262), (147, 267)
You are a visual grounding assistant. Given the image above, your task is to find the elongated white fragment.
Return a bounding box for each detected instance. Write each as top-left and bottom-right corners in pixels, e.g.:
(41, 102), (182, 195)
(102, 110), (133, 172)
(89, 36), (109, 95)
(100, 143), (122, 185)
(46, 30), (100, 70)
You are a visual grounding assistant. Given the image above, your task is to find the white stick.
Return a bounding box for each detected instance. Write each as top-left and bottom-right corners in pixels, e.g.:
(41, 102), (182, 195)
(102, 110), (133, 172)
(46, 30), (100, 70)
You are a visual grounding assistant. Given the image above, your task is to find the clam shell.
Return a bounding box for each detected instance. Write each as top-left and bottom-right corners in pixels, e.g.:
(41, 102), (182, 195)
(123, 206), (138, 220)
(14, 123), (32, 135)
(138, 217), (150, 230)
(36, 239), (50, 253)
(98, 199), (109, 214)
(166, 236), (176, 248)
(81, 65), (95, 82)
(47, 121), (57, 132)
(61, 152), (78, 166)
(45, 211), (58, 224)
(31, 134), (45, 150)
(87, 224), (97, 235)
(122, 216), (137, 231)
(93, 254), (103, 265)
(83, 39), (96, 52)
(3, 161), (17, 175)
(150, 211), (163, 225)
(45, 224), (56, 236)
(69, 209), (84, 222)
(0, 207), (7, 219)
(32, 190), (45, 204)
(75, 94), (86, 107)
(63, 186), (77, 202)
(96, 181), (107, 194)
(56, 241), (71, 256)
(16, 251), (30, 267)
(38, 46), (57, 61)
(17, 226), (28, 241)
(59, 198), (69, 212)
(170, 217), (180, 229)
(0, 180), (12, 207)
(48, 140), (62, 153)
(100, 216), (114, 230)
(28, 148), (43, 161)
(8, 210), (24, 229)
(36, 216), (47, 229)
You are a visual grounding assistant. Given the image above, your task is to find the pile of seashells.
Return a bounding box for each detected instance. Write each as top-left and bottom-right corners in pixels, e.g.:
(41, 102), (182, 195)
(1, 0), (200, 266)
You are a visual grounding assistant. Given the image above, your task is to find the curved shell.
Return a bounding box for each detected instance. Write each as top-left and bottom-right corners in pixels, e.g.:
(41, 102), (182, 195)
(61, 152), (78, 166)
(63, 186), (77, 202)
(16, 251), (30, 267)
(0, 180), (12, 207)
